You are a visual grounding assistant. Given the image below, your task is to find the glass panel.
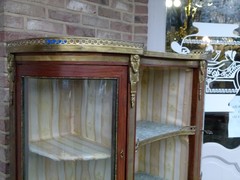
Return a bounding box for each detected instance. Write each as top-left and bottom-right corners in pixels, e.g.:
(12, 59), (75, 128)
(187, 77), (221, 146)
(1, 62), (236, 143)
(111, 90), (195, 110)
(203, 45), (240, 149)
(135, 67), (193, 180)
(23, 78), (117, 180)
(204, 112), (240, 149)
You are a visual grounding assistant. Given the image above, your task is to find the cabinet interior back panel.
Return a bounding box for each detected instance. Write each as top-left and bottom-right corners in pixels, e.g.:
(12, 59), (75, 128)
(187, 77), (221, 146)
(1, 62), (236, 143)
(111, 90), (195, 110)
(135, 68), (193, 179)
(135, 136), (189, 180)
(27, 78), (114, 145)
(136, 68), (193, 126)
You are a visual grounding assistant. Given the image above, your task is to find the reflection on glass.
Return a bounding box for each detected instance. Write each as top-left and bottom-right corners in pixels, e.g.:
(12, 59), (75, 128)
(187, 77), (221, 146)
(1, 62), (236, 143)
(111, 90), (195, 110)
(204, 112), (240, 149)
(23, 78), (117, 180)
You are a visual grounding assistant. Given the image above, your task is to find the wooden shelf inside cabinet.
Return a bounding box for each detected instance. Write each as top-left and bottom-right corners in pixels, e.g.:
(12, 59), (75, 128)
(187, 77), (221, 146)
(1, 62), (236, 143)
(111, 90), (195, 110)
(136, 121), (196, 147)
(135, 172), (164, 180)
(29, 134), (111, 161)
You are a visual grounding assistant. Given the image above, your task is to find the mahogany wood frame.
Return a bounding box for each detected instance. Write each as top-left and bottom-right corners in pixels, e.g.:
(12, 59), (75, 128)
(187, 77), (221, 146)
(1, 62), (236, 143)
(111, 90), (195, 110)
(15, 57), (130, 180)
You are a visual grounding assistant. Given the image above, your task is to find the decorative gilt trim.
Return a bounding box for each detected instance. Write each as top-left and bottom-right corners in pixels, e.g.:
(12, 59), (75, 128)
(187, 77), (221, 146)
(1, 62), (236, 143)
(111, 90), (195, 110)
(7, 37), (144, 54)
(199, 60), (206, 100)
(7, 53), (14, 82)
(14, 55), (129, 63)
(135, 125), (196, 151)
(129, 54), (140, 108)
(7, 37), (143, 48)
(7, 53), (15, 105)
(143, 50), (208, 61)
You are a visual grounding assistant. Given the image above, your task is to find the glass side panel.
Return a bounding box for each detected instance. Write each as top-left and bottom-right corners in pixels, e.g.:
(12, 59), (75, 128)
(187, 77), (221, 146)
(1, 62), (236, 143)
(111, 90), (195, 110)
(135, 67), (193, 180)
(204, 112), (240, 149)
(23, 78), (117, 180)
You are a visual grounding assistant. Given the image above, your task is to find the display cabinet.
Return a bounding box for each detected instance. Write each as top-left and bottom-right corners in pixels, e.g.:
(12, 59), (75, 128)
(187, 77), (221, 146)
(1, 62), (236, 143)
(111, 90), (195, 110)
(7, 37), (207, 180)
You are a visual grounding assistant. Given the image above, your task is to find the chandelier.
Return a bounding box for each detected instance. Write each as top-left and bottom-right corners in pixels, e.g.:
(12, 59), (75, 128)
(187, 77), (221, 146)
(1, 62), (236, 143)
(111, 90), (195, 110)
(166, 0), (182, 7)
(166, 0), (213, 8)
(166, 0), (214, 38)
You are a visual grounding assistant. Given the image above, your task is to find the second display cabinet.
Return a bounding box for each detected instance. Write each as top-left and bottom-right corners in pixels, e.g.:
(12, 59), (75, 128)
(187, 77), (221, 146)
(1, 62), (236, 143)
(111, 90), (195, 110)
(7, 37), (207, 180)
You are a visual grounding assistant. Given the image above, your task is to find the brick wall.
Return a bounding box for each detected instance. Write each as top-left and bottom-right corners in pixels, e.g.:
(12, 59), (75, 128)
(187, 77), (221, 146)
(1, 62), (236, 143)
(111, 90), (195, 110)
(0, 0), (148, 179)
(2, 0), (148, 41)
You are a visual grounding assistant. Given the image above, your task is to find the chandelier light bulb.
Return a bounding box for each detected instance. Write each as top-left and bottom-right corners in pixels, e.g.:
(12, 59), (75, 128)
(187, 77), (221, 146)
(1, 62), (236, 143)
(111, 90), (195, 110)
(173, 0), (181, 7)
(166, 0), (173, 8)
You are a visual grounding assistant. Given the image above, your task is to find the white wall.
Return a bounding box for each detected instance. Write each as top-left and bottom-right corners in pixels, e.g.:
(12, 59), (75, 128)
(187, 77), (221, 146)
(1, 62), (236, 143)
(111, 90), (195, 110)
(147, 0), (167, 52)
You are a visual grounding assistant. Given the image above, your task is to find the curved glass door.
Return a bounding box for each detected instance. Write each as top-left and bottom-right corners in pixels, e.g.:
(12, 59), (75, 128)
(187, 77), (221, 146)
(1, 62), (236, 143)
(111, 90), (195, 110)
(23, 78), (117, 180)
